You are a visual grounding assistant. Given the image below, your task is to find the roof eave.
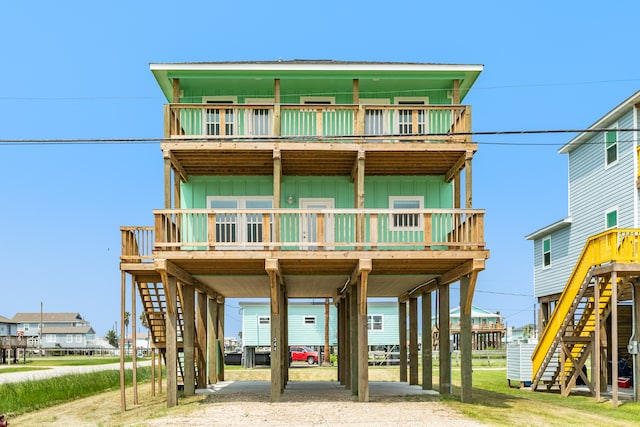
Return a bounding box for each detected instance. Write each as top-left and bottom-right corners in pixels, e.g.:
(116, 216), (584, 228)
(525, 217), (572, 240)
(559, 90), (640, 154)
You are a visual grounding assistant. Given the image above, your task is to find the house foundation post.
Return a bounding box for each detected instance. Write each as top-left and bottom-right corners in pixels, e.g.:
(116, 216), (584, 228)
(422, 290), (433, 390)
(182, 283), (196, 396)
(460, 274), (473, 403)
(207, 295), (218, 385)
(350, 283), (359, 396)
(165, 275), (178, 408)
(196, 291), (207, 389)
(409, 297), (419, 385)
(399, 299), (407, 382)
(439, 283), (451, 395)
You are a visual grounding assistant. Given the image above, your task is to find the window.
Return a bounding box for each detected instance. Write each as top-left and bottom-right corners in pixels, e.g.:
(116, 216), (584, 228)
(66, 334), (73, 343)
(76, 335), (83, 343)
(203, 97), (237, 136)
(605, 130), (618, 166)
(245, 98), (274, 136)
(23, 324), (30, 332)
(258, 316), (270, 325)
(368, 315), (383, 331)
(300, 96), (335, 105)
(46, 334), (56, 343)
(395, 97), (429, 135)
(606, 208), (618, 229)
(542, 237), (551, 268)
(207, 197), (273, 245)
(390, 196), (423, 230)
(303, 316), (316, 326)
(362, 99), (390, 135)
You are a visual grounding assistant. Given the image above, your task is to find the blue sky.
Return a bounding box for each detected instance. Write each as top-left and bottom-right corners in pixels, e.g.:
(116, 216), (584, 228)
(1, 1), (639, 337)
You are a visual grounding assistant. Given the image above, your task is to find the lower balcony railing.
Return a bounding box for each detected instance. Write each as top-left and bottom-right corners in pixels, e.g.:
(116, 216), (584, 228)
(135, 209), (484, 254)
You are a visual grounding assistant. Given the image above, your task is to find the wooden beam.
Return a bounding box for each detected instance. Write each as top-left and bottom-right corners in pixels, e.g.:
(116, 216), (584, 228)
(172, 78), (180, 103)
(452, 79), (460, 104)
(131, 276), (138, 404)
(155, 259), (196, 287)
(165, 275), (178, 408)
(409, 297), (419, 385)
(164, 157), (172, 209)
(119, 271), (127, 411)
(217, 299), (225, 381)
(439, 283), (451, 395)
(445, 154), (467, 183)
(207, 296), (218, 385)
(181, 283), (196, 396)
(440, 259), (485, 286)
(465, 154), (473, 208)
(352, 79), (359, 104)
(399, 299), (407, 382)
(357, 271), (369, 402)
(350, 285), (358, 395)
(462, 271), (479, 315)
(168, 151), (189, 183)
(421, 291), (433, 390)
(269, 270), (282, 401)
(612, 271), (619, 407)
(196, 291), (207, 388)
(460, 275), (472, 403)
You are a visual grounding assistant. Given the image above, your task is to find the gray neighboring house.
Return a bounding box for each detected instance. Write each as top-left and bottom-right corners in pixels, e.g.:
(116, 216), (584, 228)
(526, 90), (640, 325)
(12, 312), (96, 351)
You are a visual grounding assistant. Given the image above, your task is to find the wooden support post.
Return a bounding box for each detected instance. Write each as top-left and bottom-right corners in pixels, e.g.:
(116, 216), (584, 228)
(196, 291), (207, 389)
(632, 281), (640, 402)
(151, 347), (156, 397)
(269, 271), (282, 401)
(344, 292), (352, 389)
(350, 285), (358, 395)
(439, 283), (451, 395)
(409, 297), (419, 385)
(460, 275), (473, 403)
(352, 78), (359, 104)
(337, 299), (345, 384)
(399, 300), (407, 382)
(465, 155), (472, 208)
(164, 157), (172, 209)
(273, 78), (281, 136)
(158, 348), (163, 393)
(280, 285), (287, 391)
(131, 277), (138, 405)
(208, 296), (218, 385)
(217, 298), (225, 382)
(120, 271), (126, 411)
(454, 171), (461, 209)
(165, 276), (178, 408)
(357, 271), (370, 402)
(594, 276), (601, 402)
(612, 271), (619, 407)
(182, 284), (196, 396)
(422, 291), (433, 390)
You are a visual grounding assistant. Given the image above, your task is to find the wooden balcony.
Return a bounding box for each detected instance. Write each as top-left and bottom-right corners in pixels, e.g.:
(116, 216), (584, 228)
(151, 208), (484, 252)
(166, 103), (471, 141)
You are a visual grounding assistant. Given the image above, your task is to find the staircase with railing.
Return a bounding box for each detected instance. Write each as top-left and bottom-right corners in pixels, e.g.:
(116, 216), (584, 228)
(531, 229), (640, 393)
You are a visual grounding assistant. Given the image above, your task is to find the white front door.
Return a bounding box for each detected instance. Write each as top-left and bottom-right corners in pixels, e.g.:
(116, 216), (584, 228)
(299, 198), (334, 249)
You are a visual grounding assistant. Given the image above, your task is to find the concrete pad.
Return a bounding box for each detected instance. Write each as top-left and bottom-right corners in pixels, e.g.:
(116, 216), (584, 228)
(196, 380), (439, 401)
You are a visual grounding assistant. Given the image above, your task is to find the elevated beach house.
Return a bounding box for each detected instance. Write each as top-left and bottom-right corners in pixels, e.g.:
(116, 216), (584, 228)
(119, 60), (489, 408)
(526, 91), (640, 403)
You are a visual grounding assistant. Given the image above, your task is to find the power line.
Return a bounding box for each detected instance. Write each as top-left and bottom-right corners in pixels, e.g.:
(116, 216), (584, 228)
(0, 128), (637, 146)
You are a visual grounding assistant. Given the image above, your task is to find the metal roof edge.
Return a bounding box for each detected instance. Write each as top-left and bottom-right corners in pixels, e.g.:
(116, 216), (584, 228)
(559, 90), (640, 154)
(525, 217), (572, 240)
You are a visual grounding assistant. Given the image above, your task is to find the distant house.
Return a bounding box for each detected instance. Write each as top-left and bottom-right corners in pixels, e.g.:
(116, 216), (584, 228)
(11, 312), (96, 353)
(0, 314), (22, 364)
(240, 300), (399, 350)
(449, 305), (505, 350)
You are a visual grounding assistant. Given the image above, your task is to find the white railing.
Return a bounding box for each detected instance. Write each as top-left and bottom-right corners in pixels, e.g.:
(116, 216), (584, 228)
(166, 104), (470, 141)
(150, 208), (484, 251)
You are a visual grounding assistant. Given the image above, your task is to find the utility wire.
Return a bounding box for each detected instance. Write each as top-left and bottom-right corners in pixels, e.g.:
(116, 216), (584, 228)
(0, 128), (637, 146)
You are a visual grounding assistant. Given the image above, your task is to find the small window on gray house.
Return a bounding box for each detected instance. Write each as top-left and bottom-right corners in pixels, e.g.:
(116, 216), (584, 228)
(605, 130), (617, 165)
(542, 237), (551, 268)
(258, 316), (270, 325)
(303, 316), (316, 325)
(606, 208), (618, 229)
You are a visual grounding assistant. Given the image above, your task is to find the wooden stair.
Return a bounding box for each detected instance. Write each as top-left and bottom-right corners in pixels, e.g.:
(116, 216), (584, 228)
(531, 230), (640, 394)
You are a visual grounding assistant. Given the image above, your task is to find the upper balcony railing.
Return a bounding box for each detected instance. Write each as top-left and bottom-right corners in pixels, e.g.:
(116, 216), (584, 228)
(144, 208), (484, 253)
(165, 104), (471, 142)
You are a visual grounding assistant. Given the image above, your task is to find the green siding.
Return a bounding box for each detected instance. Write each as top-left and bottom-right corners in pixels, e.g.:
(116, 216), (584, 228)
(281, 176), (353, 208)
(181, 176), (274, 208)
(365, 176), (453, 208)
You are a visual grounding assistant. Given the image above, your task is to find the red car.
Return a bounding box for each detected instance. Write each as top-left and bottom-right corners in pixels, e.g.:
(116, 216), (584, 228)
(289, 346), (319, 365)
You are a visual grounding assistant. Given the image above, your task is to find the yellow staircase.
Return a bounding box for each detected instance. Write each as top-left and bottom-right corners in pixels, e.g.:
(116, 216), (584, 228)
(531, 229), (640, 392)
